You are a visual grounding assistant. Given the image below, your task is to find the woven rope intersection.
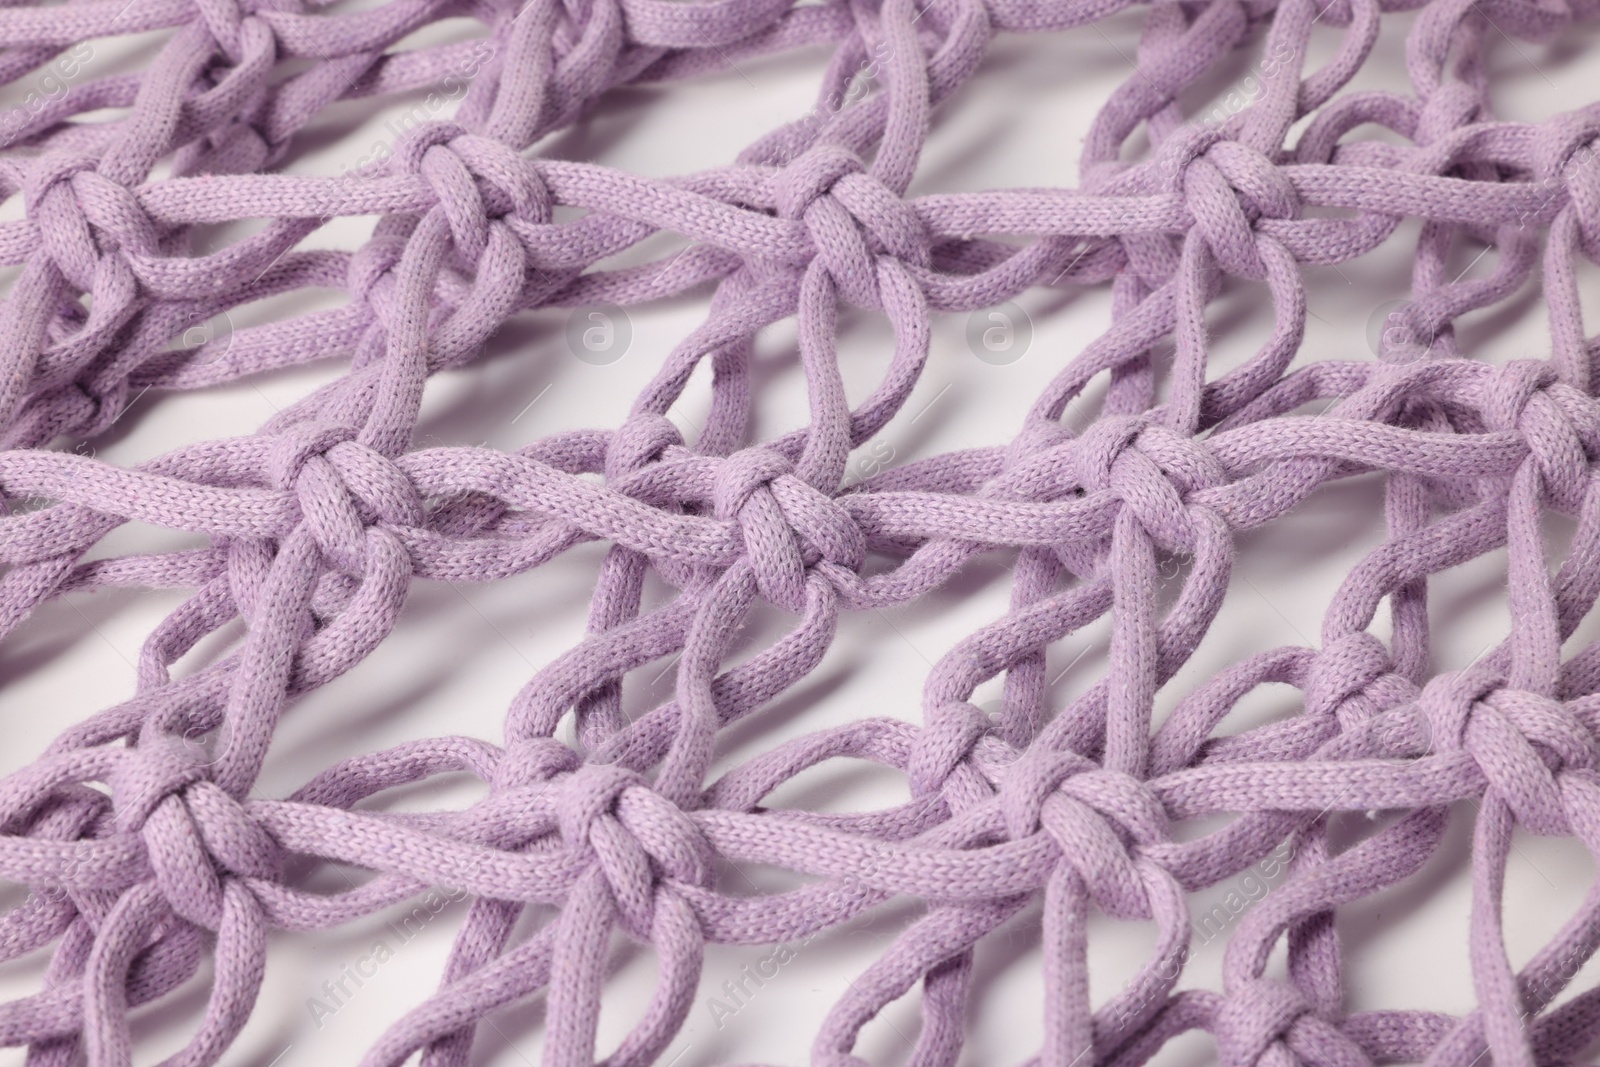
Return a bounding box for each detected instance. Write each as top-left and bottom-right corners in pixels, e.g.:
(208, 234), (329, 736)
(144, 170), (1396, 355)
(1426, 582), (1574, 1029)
(4, 0), (1600, 1063)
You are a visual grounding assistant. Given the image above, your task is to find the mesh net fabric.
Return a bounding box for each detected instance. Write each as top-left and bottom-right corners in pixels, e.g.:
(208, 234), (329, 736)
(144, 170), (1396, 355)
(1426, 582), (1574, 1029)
(4, 0), (1600, 1062)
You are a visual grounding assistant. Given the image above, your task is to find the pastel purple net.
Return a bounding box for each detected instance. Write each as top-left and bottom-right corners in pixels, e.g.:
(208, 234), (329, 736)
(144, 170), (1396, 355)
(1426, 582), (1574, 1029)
(6, 0), (1600, 1061)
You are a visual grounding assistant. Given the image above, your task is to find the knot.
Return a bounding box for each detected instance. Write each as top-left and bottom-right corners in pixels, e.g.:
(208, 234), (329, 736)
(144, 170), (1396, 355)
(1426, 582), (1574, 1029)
(1072, 415), (1226, 552)
(266, 420), (425, 576)
(1304, 631), (1394, 726)
(1417, 666), (1503, 757)
(556, 762), (640, 845)
(25, 151), (97, 214)
(1000, 748), (1096, 839)
(774, 144), (864, 219)
(65, 375), (132, 440)
(492, 737), (582, 789)
(265, 419), (356, 489)
(1481, 359), (1596, 511)
(26, 153), (157, 293)
(605, 413), (683, 482)
(1420, 672), (1599, 835)
(906, 701), (995, 800)
(1000, 749), (1170, 920)
(713, 446), (866, 612)
(1165, 130), (1299, 280)
(110, 732), (211, 830)
(1481, 359), (1560, 432)
(1214, 977), (1316, 1067)
(446, 134), (553, 223)
(400, 123), (488, 262)
(198, 112), (289, 175)
(108, 737), (281, 929)
(554, 764), (714, 938)
(771, 144), (931, 308)
(394, 125), (553, 263)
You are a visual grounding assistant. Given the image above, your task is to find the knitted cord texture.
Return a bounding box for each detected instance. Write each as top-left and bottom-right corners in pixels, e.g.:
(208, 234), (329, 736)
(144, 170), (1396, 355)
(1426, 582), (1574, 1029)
(2, 0), (1600, 1063)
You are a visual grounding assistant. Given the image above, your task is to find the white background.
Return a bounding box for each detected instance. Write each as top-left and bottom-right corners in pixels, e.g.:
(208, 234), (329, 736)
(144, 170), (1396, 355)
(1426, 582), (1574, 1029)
(6, 6), (1600, 1066)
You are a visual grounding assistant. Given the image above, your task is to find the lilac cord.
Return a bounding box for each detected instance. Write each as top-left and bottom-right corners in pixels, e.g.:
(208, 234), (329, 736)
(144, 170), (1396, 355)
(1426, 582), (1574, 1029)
(5, 0), (1600, 1063)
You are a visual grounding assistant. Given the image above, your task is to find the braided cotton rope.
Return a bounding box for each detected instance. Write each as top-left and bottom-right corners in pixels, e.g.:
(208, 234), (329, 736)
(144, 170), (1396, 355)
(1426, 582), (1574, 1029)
(8, 0), (1600, 1059)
